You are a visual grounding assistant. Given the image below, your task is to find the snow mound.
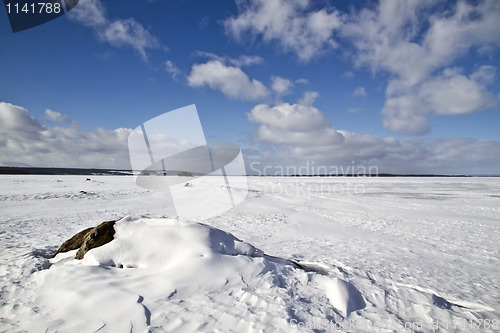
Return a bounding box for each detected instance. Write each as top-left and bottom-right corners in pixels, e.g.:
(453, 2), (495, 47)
(312, 274), (367, 318)
(80, 217), (263, 270)
(21, 217), (366, 331)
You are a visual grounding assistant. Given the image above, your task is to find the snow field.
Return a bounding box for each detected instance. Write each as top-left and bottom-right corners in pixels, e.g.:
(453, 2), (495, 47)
(0, 175), (499, 332)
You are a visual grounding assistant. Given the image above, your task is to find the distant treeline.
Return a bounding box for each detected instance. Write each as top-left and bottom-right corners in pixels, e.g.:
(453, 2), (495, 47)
(0, 167), (132, 176)
(0, 166), (478, 177)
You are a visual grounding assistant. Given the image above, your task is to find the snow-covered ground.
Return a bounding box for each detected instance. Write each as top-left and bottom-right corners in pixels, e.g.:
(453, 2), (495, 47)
(0, 175), (499, 332)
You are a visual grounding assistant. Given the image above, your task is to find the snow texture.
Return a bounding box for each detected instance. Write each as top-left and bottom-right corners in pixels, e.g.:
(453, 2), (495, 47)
(0, 175), (499, 332)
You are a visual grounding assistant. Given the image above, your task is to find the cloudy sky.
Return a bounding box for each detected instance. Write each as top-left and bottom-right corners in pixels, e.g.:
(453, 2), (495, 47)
(1, 0), (499, 174)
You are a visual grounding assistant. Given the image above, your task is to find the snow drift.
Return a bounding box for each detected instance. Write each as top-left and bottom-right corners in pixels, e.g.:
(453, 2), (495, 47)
(2, 176), (498, 332)
(21, 217), (365, 332)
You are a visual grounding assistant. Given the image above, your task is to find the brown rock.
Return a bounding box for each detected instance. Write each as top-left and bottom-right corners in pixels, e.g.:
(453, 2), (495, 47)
(53, 220), (117, 260)
(53, 227), (93, 257)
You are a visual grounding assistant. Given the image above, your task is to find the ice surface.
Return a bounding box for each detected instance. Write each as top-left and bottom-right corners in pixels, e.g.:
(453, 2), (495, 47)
(1, 175), (499, 332)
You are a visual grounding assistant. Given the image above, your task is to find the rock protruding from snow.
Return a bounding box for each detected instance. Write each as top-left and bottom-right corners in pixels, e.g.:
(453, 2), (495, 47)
(79, 217), (262, 269)
(53, 227), (94, 257)
(33, 217), (366, 331)
(53, 220), (116, 259)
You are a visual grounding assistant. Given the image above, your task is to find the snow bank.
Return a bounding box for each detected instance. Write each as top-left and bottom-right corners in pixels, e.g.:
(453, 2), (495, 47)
(81, 217), (262, 270)
(21, 217), (365, 332)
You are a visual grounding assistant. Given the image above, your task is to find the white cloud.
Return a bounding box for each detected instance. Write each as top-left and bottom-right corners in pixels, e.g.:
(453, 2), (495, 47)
(187, 60), (268, 101)
(342, 0), (500, 86)
(0, 102), (132, 169)
(298, 91), (319, 106)
(165, 60), (182, 80)
(232, 55), (264, 67)
(67, 0), (106, 27)
(423, 138), (500, 175)
(245, 97), (410, 165)
(342, 0), (500, 134)
(198, 16), (209, 29)
(99, 19), (160, 61)
(0, 102), (49, 141)
(382, 94), (430, 134)
(224, 1), (499, 134)
(2, 101), (499, 174)
(352, 86), (366, 97)
(271, 76), (293, 95)
(382, 65), (498, 133)
(341, 71), (354, 79)
(470, 65), (497, 85)
(295, 78), (309, 84)
(244, 95), (500, 175)
(177, 52), (265, 89)
(247, 94), (343, 148)
(224, 0), (342, 62)
(419, 67), (497, 116)
(195, 51), (263, 67)
(248, 103), (329, 134)
(44, 109), (72, 123)
(68, 0), (160, 61)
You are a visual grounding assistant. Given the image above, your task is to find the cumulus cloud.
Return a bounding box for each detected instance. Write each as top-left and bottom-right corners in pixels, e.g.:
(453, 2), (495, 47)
(67, 0), (106, 27)
(230, 55), (264, 67)
(419, 67), (497, 116)
(423, 138), (500, 175)
(2, 101), (499, 174)
(68, 0), (160, 61)
(382, 65), (498, 133)
(249, 102), (328, 134)
(100, 19), (160, 61)
(245, 97), (500, 175)
(187, 60), (268, 101)
(0, 103), (49, 141)
(271, 76), (293, 96)
(245, 94), (415, 166)
(247, 93), (343, 149)
(381, 94), (430, 134)
(165, 60), (182, 80)
(352, 87), (366, 97)
(341, 71), (354, 79)
(194, 51), (263, 67)
(342, 0), (500, 134)
(343, 0), (500, 85)
(0, 102), (132, 169)
(298, 91), (319, 106)
(44, 109), (73, 123)
(470, 65), (497, 85)
(224, 0), (342, 62)
(223, 0), (499, 134)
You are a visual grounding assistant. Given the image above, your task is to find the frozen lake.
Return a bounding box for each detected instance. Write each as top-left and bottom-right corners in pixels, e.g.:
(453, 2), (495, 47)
(1, 175), (499, 332)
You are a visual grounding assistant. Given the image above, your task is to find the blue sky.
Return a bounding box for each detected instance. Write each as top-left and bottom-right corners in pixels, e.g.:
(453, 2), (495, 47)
(1, 0), (499, 174)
